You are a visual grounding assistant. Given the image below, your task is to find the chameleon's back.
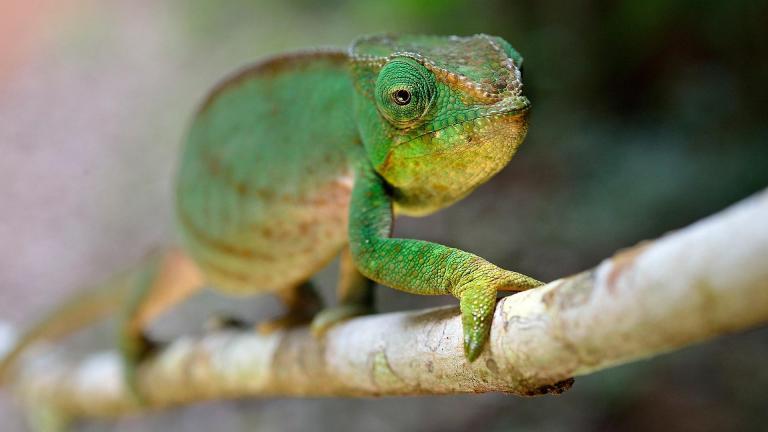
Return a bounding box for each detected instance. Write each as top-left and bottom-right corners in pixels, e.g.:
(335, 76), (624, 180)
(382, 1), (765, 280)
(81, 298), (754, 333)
(175, 51), (363, 294)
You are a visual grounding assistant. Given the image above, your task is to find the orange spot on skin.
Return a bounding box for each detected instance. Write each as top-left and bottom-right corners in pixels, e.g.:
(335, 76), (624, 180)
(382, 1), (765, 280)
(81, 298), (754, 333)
(261, 226), (274, 238)
(206, 154), (222, 175)
(236, 182), (248, 196)
(177, 205), (276, 261)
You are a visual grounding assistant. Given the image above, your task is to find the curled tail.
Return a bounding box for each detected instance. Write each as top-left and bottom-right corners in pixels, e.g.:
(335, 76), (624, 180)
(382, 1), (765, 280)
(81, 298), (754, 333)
(0, 269), (136, 384)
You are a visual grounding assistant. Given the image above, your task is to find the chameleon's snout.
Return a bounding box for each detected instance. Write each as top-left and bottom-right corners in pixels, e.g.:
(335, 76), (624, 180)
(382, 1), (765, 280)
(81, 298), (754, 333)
(382, 101), (529, 216)
(496, 95), (531, 114)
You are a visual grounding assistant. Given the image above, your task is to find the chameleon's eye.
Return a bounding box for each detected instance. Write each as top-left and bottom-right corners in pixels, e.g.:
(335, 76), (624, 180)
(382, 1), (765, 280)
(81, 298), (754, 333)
(375, 58), (435, 128)
(392, 89), (411, 105)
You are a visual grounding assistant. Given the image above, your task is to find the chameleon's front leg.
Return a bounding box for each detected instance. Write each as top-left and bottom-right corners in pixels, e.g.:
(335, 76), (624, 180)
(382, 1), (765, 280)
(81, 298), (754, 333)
(349, 162), (542, 361)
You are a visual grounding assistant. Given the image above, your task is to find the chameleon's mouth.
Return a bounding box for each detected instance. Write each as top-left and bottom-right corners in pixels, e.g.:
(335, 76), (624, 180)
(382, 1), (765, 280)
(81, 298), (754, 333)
(395, 95), (530, 148)
(413, 101), (529, 160)
(481, 95), (531, 117)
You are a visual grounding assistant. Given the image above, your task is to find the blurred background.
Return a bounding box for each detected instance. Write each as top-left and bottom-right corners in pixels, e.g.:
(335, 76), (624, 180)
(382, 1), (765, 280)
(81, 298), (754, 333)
(1, 0), (767, 430)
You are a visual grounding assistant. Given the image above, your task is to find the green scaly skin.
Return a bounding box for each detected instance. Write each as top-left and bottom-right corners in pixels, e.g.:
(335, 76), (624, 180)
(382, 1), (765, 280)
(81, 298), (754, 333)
(0, 34), (543, 397)
(177, 33), (542, 360)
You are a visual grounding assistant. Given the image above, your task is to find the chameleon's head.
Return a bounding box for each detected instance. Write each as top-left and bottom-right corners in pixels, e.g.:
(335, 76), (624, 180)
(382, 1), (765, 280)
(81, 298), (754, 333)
(350, 34), (530, 216)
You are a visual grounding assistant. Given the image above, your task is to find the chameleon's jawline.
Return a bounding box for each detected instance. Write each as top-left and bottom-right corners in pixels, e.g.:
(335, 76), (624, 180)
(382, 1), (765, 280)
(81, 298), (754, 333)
(394, 100), (530, 148)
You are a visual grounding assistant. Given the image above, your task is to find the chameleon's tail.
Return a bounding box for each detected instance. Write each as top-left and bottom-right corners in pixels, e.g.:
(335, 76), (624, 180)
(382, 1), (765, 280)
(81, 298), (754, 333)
(0, 266), (138, 385)
(0, 248), (206, 385)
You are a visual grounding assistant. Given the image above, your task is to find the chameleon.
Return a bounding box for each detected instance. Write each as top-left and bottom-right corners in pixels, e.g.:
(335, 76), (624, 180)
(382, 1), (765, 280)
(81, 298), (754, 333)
(0, 34), (542, 393)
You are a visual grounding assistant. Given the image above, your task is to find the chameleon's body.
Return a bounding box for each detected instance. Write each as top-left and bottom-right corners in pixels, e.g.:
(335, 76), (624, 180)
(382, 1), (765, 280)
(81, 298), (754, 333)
(177, 52), (359, 295)
(0, 35), (542, 390)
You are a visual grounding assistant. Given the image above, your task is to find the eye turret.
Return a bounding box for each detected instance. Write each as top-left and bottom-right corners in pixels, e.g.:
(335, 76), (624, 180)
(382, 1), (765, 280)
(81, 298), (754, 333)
(374, 58), (435, 129)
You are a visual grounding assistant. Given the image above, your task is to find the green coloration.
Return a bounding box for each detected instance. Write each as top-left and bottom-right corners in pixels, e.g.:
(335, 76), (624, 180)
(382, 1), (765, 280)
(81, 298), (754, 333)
(0, 34), (542, 392)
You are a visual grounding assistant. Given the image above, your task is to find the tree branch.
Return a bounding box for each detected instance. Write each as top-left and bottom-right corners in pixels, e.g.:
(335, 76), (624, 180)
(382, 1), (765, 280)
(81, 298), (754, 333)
(10, 189), (768, 419)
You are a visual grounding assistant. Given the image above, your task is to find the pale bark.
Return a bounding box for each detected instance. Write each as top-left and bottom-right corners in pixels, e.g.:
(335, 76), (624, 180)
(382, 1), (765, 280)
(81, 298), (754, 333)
(8, 188), (768, 419)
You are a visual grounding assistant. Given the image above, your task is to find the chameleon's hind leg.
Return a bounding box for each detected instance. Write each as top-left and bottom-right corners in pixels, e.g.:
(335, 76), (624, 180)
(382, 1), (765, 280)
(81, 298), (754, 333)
(119, 248), (205, 402)
(257, 281), (323, 333)
(311, 246), (375, 336)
